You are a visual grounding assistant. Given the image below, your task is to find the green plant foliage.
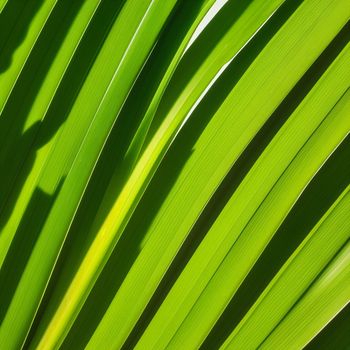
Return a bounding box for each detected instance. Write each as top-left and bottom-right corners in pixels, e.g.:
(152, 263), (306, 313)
(0, 0), (349, 349)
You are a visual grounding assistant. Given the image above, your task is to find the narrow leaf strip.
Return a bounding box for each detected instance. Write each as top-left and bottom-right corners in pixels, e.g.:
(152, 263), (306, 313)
(0, 1), (178, 349)
(0, 0), (58, 112)
(222, 185), (350, 349)
(88, 1), (350, 348)
(0, 0), (102, 265)
(135, 47), (350, 350)
(260, 242), (350, 350)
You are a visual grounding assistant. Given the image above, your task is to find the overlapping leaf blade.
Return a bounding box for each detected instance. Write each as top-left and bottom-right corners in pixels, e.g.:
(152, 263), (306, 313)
(0, 0), (349, 349)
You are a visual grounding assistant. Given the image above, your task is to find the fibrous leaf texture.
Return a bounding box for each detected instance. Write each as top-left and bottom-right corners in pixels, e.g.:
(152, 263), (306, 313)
(0, 0), (349, 349)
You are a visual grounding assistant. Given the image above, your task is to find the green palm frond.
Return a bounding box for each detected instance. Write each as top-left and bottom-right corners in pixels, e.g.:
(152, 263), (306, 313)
(0, 0), (349, 349)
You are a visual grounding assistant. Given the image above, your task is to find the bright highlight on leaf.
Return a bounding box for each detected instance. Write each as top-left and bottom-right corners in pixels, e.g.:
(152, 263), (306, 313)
(0, 0), (349, 349)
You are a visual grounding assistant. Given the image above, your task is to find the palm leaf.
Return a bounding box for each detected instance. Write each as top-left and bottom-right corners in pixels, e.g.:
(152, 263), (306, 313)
(0, 0), (349, 349)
